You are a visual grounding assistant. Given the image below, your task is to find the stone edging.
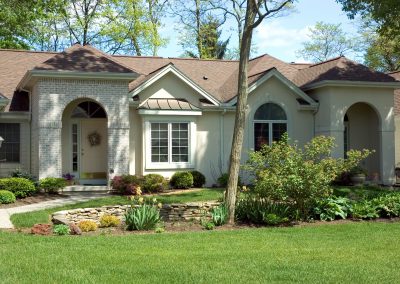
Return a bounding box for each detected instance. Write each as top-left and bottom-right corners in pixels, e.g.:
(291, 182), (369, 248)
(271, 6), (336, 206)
(52, 202), (220, 225)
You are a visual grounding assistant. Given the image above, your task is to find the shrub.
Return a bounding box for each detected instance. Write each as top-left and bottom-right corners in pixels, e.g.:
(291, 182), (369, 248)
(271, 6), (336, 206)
(217, 173), (241, 188)
(244, 134), (371, 220)
(203, 221), (215, 230)
(39, 177), (67, 193)
(100, 215), (121, 227)
(313, 196), (353, 221)
(235, 193), (290, 225)
(78, 220), (98, 232)
(190, 171), (206, 188)
(370, 192), (400, 218)
(111, 175), (142, 195)
(9, 168), (37, 183)
(125, 196), (161, 231)
(211, 203), (228, 226)
(351, 201), (379, 219)
(0, 190), (16, 204)
(142, 174), (168, 193)
(170, 172), (193, 189)
(0, 178), (36, 198)
(53, 224), (70, 236)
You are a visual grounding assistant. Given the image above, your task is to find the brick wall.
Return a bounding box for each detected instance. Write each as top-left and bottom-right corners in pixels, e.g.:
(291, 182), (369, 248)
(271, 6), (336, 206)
(34, 78), (130, 179)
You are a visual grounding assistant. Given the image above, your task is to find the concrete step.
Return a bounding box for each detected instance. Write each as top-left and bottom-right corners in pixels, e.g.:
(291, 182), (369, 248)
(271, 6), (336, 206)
(64, 185), (109, 192)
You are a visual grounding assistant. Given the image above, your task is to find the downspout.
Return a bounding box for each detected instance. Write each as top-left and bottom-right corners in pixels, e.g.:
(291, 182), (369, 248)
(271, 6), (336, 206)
(220, 108), (227, 170)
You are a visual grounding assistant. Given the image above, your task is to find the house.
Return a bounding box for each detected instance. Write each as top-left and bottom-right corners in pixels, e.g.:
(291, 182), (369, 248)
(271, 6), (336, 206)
(0, 43), (399, 186)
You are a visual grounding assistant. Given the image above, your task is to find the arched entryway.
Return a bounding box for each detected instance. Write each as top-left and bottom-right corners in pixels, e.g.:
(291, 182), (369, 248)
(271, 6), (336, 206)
(62, 100), (108, 185)
(344, 102), (381, 181)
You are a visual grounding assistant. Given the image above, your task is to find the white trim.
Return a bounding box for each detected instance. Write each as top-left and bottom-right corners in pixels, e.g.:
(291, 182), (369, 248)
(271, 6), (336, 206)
(0, 112), (30, 121)
(302, 80), (400, 91)
(130, 64), (220, 106)
(227, 68), (318, 108)
(17, 70), (137, 90)
(143, 117), (196, 170)
(138, 109), (202, 116)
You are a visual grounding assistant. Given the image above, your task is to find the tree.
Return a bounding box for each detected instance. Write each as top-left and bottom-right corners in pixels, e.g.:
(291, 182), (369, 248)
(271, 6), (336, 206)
(225, 0), (295, 224)
(337, 0), (400, 38)
(297, 22), (359, 62)
(170, 0), (229, 58)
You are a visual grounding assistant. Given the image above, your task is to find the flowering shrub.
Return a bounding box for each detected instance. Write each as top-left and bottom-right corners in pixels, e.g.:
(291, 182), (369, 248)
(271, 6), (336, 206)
(111, 175), (142, 195)
(62, 173), (75, 181)
(244, 134), (371, 220)
(125, 196), (162, 231)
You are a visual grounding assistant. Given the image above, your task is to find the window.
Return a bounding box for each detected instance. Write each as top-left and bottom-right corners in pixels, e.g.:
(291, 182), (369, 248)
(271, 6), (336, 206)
(253, 103), (287, 151)
(71, 101), (106, 118)
(146, 121), (194, 169)
(0, 123), (20, 162)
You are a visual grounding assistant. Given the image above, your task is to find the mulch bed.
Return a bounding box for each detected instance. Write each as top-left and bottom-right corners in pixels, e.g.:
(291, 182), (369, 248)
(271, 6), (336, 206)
(0, 193), (69, 209)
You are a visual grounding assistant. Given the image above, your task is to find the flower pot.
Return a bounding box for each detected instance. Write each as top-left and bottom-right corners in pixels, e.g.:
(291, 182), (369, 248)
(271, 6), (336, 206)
(350, 174), (366, 186)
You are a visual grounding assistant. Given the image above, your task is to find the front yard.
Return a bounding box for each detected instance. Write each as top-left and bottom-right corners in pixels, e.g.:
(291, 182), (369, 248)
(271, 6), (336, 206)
(1, 222), (400, 283)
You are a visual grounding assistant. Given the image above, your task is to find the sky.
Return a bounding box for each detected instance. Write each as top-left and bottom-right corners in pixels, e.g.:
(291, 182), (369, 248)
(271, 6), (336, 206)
(157, 0), (360, 63)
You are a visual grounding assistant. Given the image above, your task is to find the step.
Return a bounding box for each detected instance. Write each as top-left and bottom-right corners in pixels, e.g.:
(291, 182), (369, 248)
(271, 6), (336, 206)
(63, 185), (110, 192)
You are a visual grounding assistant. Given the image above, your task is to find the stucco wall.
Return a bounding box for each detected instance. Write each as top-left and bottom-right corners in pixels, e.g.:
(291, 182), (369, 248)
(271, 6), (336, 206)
(308, 86), (395, 184)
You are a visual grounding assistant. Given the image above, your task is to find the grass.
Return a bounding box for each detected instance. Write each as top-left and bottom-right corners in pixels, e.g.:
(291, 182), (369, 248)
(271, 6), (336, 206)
(10, 188), (224, 228)
(1, 222), (400, 283)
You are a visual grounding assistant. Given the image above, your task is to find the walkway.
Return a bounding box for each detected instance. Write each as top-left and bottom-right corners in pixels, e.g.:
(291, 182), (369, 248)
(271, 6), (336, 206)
(0, 192), (109, 229)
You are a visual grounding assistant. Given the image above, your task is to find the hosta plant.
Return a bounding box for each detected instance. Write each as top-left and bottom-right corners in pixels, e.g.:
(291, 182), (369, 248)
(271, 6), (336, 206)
(53, 224), (70, 236)
(314, 196), (353, 221)
(125, 196), (162, 231)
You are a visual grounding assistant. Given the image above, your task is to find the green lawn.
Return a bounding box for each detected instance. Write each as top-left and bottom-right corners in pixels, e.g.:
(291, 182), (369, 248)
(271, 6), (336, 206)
(1, 222), (400, 283)
(10, 188), (224, 228)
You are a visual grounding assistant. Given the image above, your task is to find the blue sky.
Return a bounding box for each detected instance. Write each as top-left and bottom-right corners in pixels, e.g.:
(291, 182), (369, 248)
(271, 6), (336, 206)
(158, 0), (359, 62)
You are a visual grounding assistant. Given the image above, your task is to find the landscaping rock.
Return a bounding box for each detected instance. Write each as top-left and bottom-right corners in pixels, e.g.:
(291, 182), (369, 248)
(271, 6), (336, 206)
(69, 223), (82, 235)
(31, 224), (52, 235)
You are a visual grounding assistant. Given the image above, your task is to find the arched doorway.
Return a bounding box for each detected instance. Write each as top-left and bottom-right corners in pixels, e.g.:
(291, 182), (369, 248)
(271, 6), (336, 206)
(62, 100), (108, 185)
(344, 102), (380, 181)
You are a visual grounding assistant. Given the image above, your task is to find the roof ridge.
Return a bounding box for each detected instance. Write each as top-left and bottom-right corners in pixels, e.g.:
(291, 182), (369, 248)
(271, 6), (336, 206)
(0, 48), (58, 54)
(167, 57), (239, 62)
(113, 54), (164, 59)
(308, 56), (345, 67)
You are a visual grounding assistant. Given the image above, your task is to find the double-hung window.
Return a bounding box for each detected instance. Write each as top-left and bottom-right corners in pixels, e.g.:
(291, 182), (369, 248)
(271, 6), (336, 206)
(0, 123), (20, 162)
(253, 103), (287, 151)
(148, 121), (193, 168)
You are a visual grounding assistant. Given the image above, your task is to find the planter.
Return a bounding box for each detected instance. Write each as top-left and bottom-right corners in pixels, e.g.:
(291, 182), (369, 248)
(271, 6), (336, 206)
(350, 174), (366, 186)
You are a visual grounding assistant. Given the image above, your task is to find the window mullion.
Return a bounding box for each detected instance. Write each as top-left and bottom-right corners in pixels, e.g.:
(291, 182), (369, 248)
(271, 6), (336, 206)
(168, 123), (172, 164)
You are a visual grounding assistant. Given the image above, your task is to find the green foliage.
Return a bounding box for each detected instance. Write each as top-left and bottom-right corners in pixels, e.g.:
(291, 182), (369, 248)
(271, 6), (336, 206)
(9, 168), (37, 183)
(297, 21), (359, 62)
(190, 171), (206, 188)
(78, 220), (98, 232)
(99, 215), (121, 228)
(39, 177), (67, 193)
(155, 226), (165, 233)
(349, 166), (368, 176)
(0, 178), (36, 198)
(203, 221), (215, 230)
(142, 174), (168, 193)
(218, 173), (241, 188)
(351, 200), (379, 219)
(211, 204), (228, 226)
(314, 196), (353, 221)
(370, 192), (400, 218)
(235, 193), (290, 225)
(53, 224), (70, 236)
(111, 175), (142, 195)
(0, 190), (16, 204)
(170, 172), (193, 189)
(244, 134), (371, 220)
(125, 196), (161, 231)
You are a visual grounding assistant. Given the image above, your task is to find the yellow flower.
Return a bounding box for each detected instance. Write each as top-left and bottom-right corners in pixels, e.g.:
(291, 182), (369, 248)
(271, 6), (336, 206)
(136, 187), (142, 196)
(138, 197), (144, 204)
(153, 198), (157, 203)
(129, 195), (135, 201)
(157, 203), (162, 209)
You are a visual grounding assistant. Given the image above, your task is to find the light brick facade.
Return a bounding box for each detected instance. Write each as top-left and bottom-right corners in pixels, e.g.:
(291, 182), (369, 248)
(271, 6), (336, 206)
(32, 78), (131, 179)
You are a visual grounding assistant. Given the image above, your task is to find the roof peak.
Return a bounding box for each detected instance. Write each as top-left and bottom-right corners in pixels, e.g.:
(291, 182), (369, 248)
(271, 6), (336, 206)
(309, 56), (346, 67)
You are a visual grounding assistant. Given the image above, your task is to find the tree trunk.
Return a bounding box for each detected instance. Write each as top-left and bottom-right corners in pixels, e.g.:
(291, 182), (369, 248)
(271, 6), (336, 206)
(225, 1), (257, 224)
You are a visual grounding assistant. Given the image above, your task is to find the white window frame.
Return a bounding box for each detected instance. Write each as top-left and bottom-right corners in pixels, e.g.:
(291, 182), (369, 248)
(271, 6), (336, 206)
(144, 117), (196, 170)
(253, 120), (288, 148)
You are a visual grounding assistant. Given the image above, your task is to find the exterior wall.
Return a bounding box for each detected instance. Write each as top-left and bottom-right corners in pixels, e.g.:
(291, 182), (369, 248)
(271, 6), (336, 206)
(309, 86), (395, 184)
(0, 114), (31, 177)
(33, 78), (131, 179)
(132, 75), (315, 186)
(395, 116), (400, 167)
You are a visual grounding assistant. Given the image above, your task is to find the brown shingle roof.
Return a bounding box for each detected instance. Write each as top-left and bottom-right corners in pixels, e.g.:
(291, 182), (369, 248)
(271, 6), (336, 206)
(1, 45), (399, 111)
(34, 44), (137, 74)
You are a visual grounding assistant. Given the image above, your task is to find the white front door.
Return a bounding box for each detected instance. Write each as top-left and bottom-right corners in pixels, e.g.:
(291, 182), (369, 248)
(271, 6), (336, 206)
(72, 119), (107, 185)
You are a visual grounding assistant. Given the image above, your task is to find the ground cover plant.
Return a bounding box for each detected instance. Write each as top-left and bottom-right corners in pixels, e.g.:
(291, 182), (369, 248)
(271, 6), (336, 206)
(1, 223), (400, 283)
(10, 188), (224, 228)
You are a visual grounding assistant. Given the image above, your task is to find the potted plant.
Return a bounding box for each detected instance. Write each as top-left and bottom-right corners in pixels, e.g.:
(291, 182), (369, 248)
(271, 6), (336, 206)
(62, 173), (75, 186)
(349, 166), (368, 186)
